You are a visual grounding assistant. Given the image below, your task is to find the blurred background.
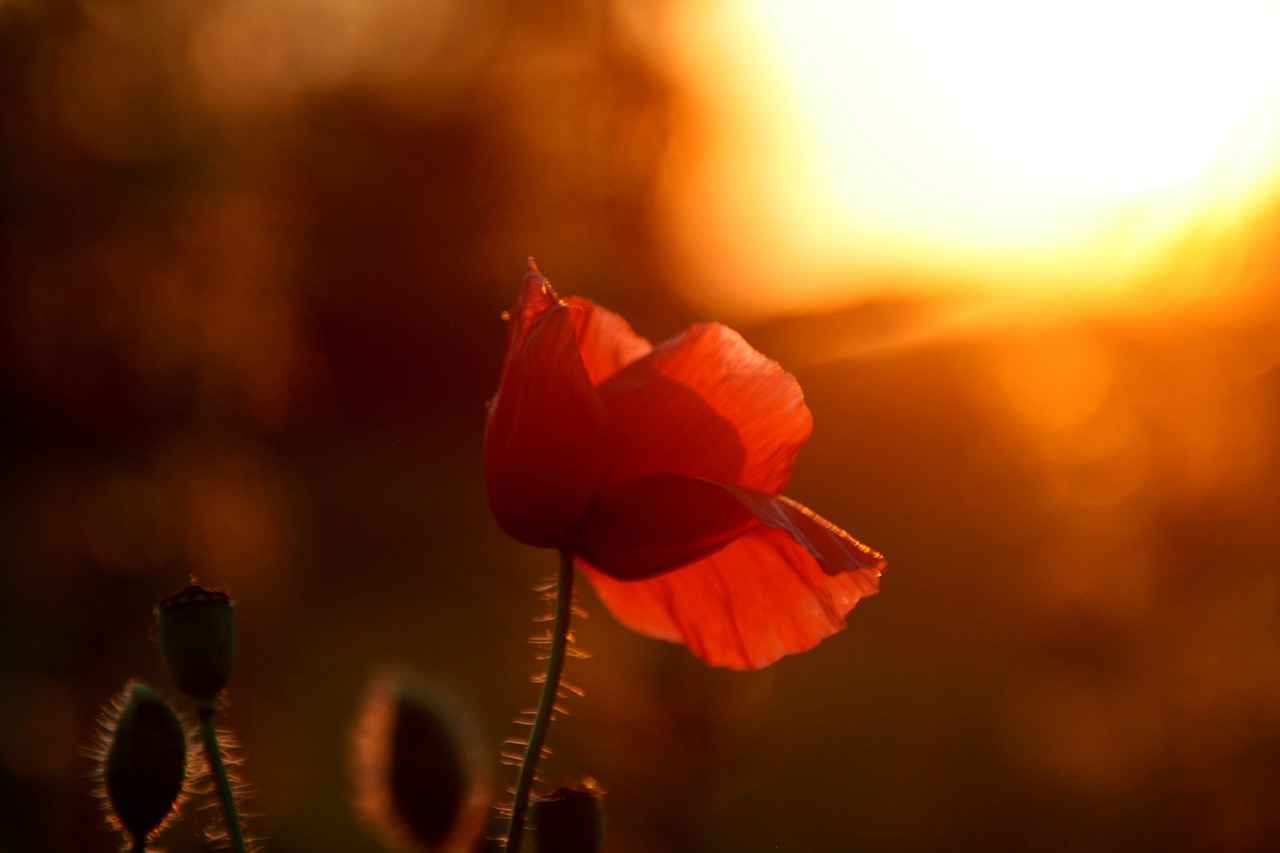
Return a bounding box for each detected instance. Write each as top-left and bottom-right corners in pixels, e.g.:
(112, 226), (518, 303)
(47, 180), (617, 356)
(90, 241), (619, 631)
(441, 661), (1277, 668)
(4, 0), (1280, 850)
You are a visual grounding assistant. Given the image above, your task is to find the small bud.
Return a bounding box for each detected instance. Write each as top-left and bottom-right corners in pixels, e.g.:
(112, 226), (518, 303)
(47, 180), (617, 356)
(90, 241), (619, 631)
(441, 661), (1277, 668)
(531, 783), (605, 853)
(155, 583), (235, 703)
(351, 669), (490, 852)
(94, 682), (189, 847)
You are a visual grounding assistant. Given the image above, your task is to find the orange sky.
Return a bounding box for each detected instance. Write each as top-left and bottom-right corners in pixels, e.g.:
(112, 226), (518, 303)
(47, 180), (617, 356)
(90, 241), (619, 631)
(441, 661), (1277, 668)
(659, 0), (1280, 320)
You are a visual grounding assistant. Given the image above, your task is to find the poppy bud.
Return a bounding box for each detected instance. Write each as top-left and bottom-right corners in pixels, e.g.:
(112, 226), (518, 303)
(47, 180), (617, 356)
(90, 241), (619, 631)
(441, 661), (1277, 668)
(531, 784), (604, 853)
(96, 682), (189, 847)
(351, 669), (490, 852)
(155, 583), (235, 703)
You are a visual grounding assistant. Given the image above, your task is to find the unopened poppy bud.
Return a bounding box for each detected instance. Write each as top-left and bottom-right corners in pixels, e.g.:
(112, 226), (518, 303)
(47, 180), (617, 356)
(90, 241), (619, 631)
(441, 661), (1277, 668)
(97, 682), (189, 847)
(351, 669), (490, 852)
(155, 583), (235, 703)
(531, 784), (605, 853)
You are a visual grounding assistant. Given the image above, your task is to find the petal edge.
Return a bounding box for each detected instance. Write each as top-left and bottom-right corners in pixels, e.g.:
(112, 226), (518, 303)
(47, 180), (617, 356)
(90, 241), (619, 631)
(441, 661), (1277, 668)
(716, 484), (886, 577)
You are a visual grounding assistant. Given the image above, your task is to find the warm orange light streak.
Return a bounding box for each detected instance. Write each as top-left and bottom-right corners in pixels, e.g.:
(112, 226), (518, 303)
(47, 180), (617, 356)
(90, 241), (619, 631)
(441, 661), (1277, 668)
(661, 0), (1280, 319)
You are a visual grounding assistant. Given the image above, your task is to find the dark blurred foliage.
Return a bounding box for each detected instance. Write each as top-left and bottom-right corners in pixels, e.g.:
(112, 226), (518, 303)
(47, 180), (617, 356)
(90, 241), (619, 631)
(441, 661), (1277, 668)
(4, 1), (1280, 851)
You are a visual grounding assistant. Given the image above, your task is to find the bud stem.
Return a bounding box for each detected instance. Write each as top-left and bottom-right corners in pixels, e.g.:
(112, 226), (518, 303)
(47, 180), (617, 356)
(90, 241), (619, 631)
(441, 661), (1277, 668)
(506, 548), (575, 853)
(196, 702), (247, 853)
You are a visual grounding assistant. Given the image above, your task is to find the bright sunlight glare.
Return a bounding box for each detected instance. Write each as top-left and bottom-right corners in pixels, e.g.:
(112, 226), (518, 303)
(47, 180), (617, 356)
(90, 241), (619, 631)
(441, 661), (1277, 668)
(661, 0), (1280, 319)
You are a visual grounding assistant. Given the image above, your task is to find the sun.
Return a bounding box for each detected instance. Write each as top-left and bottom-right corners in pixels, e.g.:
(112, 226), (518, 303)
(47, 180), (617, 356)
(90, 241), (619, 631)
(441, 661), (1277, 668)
(660, 0), (1280, 318)
(871, 0), (1280, 192)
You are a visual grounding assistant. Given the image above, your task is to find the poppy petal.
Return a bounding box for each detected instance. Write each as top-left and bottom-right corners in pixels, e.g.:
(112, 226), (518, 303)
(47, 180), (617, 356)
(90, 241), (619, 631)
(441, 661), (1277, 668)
(568, 474), (757, 580)
(564, 296), (653, 386)
(715, 484), (887, 575)
(579, 523), (882, 670)
(484, 264), (606, 547)
(596, 323), (811, 492)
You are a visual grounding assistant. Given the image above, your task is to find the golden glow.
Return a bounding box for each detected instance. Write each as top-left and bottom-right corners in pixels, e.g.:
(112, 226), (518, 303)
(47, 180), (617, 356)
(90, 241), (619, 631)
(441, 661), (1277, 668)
(661, 0), (1280, 318)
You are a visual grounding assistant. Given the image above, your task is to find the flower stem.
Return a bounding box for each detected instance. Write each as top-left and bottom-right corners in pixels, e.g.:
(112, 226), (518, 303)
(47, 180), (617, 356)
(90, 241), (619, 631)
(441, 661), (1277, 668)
(195, 702), (247, 853)
(506, 547), (576, 853)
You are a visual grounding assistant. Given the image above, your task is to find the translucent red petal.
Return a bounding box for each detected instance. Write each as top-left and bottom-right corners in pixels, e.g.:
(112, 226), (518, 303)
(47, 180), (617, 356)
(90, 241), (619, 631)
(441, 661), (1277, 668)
(567, 474), (757, 580)
(564, 296), (652, 386)
(716, 484), (887, 575)
(596, 323), (812, 493)
(484, 266), (606, 547)
(580, 522), (883, 670)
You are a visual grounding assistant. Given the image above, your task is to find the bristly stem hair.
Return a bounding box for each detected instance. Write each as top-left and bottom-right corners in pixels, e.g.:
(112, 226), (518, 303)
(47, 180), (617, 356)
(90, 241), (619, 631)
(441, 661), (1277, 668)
(195, 701), (248, 853)
(505, 547), (576, 853)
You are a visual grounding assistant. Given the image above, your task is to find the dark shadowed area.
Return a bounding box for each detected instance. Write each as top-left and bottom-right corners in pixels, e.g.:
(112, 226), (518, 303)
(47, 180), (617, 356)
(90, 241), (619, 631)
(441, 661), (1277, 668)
(3, 2), (1280, 851)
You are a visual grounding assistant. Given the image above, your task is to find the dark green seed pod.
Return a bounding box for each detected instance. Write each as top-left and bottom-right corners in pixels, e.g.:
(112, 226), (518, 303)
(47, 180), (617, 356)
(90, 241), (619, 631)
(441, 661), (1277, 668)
(532, 785), (604, 853)
(351, 669), (489, 852)
(155, 583), (235, 703)
(102, 682), (188, 846)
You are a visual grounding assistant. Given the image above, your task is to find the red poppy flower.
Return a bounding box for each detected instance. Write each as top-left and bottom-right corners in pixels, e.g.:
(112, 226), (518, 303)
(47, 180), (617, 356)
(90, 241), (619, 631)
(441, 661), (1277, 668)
(485, 260), (886, 670)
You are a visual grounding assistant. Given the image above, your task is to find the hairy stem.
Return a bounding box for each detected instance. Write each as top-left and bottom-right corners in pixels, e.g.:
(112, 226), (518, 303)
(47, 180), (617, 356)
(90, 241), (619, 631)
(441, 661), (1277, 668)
(506, 548), (575, 852)
(196, 702), (247, 853)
